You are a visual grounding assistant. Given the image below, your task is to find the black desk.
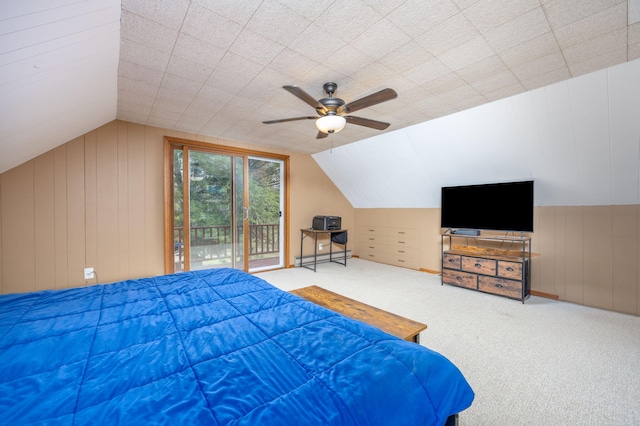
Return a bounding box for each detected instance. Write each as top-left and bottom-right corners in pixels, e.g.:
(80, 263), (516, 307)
(299, 229), (347, 272)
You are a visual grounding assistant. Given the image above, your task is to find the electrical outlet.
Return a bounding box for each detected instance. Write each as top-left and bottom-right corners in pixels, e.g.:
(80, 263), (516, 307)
(84, 267), (95, 280)
(319, 244), (323, 251)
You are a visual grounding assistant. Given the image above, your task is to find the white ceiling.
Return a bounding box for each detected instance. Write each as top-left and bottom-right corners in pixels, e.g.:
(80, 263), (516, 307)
(1, 0), (639, 175)
(314, 59), (640, 207)
(0, 1), (121, 173)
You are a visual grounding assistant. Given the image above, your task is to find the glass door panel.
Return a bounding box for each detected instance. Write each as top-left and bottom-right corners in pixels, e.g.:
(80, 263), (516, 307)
(234, 156), (246, 269)
(188, 151), (240, 270)
(248, 157), (284, 271)
(173, 149), (185, 272)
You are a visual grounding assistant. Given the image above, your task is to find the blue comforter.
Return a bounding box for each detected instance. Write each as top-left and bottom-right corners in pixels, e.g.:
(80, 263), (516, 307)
(0, 268), (473, 425)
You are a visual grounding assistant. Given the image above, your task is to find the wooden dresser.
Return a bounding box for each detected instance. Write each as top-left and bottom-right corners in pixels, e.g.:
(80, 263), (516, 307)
(441, 232), (531, 303)
(358, 226), (419, 270)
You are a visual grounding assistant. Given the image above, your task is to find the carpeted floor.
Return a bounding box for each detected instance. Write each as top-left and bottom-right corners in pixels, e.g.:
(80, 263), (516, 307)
(257, 258), (640, 425)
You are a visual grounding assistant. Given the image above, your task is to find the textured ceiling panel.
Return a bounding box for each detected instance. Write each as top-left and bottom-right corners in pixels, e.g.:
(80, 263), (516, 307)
(1, 0), (639, 180)
(109, 0), (639, 159)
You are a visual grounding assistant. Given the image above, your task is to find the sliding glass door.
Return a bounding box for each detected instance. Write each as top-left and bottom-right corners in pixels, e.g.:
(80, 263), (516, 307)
(166, 139), (287, 273)
(247, 157), (285, 271)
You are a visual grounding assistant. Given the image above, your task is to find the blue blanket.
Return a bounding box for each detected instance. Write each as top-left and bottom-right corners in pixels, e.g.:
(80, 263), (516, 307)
(0, 268), (473, 425)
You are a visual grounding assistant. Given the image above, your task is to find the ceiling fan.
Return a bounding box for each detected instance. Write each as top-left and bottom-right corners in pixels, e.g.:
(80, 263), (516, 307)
(262, 82), (397, 139)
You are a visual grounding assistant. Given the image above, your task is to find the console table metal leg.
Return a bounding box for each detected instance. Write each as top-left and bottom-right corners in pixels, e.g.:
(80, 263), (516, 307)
(344, 242), (347, 266)
(300, 230), (304, 268)
(313, 233), (318, 272)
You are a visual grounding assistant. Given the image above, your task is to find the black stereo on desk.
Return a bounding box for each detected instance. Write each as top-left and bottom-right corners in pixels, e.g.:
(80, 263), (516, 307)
(312, 216), (341, 230)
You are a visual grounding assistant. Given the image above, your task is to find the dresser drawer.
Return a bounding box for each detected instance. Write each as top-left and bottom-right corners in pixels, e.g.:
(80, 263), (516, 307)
(388, 254), (419, 269)
(359, 243), (386, 252)
(389, 246), (417, 257)
(443, 253), (461, 269)
(388, 246), (418, 268)
(359, 243), (387, 260)
(360, 234), (388, 245)
(497, 261), (523, 280)
(359, 226), (387, 236)
(478, 276), (522, 299)
(388, 227), (415, 237)
(442, 269), (477, 289)
(388, 236), (419, 248)
(388, 228), (419, 246)
(462, 256), (496, 275)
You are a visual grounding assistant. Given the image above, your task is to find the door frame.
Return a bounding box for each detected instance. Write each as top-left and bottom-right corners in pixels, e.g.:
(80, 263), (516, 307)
(163, 136), (290, 274)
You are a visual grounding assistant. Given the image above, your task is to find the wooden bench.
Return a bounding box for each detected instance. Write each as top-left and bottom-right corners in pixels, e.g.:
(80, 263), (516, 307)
(290, 285), (427, 343)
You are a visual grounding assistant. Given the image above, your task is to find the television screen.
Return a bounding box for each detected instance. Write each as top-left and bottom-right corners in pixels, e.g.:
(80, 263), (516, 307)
(440, 181), (534, 232)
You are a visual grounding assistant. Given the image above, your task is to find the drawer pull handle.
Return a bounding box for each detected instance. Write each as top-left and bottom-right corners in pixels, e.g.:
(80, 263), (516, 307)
(369, 246), (374, 249)
(398, 241), (405, 244)
(399, 250), (405, 253)
(398, 260), (405, 263)
(495, 283), (504, 288)
(506, 267), (514, 271)
(474, 263), (482, 268)
(448, 259), (456, 263)
(456, 276), (462, 281)
(398, 231), (405, 234)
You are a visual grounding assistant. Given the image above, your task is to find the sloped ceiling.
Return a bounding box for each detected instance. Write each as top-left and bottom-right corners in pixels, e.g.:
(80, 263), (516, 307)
(0, 1), (121, 173)
(1, 1), (639, 189)
(314, 59), (640, 207)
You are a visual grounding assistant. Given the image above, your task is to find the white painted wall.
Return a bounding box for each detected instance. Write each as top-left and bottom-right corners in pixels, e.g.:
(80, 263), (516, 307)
(313, 59), (640, 208)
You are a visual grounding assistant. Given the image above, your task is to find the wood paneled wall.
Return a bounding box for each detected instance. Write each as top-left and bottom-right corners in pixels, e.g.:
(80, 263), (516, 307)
(3, 119), (637, 316)
(354, 206), (640, 316)
(0, 120), (355, 294)
(530, 205), (639, 315)
(0, 121), (165, 293)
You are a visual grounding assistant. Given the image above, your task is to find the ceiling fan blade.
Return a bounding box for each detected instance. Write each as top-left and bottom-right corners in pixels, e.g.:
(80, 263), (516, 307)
(283, 85), (328, 114)
(345, 116), (391, 130)
(338, 88), (397, 115)
(316, 131), (328, 139)
(262, 116), (317, 124)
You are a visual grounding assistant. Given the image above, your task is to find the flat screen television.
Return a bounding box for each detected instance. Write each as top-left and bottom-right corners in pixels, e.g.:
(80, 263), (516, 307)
(440, 180), (534, 232)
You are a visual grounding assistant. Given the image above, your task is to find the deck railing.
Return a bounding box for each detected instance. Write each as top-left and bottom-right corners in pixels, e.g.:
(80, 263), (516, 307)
(174, 224), (280, 264)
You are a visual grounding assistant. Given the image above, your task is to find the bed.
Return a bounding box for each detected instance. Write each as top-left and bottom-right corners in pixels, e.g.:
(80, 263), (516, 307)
(0, 268), (473, 425)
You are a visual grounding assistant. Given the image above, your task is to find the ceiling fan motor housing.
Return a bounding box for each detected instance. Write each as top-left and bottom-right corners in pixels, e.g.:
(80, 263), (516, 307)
(323, 82), (338, 95)
(318, 82), (345, 115)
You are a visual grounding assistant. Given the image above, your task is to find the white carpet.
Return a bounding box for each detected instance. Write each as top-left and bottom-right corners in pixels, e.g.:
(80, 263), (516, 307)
(257, 258), (640, 425)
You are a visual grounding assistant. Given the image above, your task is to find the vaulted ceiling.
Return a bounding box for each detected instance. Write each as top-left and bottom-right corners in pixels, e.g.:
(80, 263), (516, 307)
(315, 59), (640, 207)
(1, 1), (639, 174)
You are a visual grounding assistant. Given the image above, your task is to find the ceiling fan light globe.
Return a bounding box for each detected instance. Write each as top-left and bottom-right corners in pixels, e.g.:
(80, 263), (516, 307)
(316, 115), (346, 134)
